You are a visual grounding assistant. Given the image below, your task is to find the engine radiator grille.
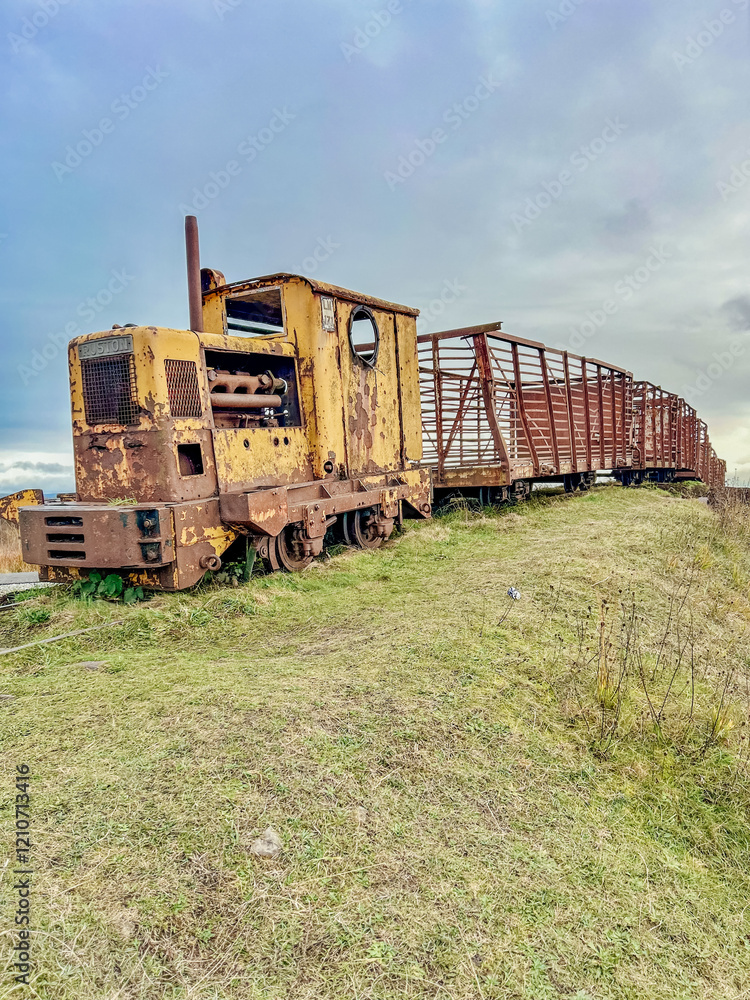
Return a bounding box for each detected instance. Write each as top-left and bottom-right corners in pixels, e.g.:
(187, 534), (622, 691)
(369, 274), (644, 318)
(165, 359), (202, 418)
(81, 354), (139, 426)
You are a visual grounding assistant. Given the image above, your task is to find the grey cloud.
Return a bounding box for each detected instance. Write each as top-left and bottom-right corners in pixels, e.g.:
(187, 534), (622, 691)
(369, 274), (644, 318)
(603, 199), (652, 240)
(0, 461), (73, 474)
(721, 296), (750, 332)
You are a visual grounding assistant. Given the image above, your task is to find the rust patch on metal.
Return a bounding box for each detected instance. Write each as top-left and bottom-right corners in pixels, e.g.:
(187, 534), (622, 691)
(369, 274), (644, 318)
(0, 490), (44, 527)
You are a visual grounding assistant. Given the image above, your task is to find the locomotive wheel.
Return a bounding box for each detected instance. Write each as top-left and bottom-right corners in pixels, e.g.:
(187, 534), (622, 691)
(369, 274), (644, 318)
(274, 524), (313, 571)
(343, 508), (391, 549)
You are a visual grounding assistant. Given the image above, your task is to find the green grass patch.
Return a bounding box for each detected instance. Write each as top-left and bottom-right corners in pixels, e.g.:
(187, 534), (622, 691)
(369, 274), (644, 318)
(2, 486), (750, 998)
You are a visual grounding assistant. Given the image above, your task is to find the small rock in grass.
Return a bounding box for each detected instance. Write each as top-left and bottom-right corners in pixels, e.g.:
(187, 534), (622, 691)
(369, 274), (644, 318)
(110, 908), (138, 940)
(354, 806), (367, 825)
(79, 661), (107, 671)
(247, 827), (283, 859)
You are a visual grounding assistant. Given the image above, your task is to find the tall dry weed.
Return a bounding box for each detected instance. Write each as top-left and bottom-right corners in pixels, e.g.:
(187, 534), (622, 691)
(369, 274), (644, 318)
(565, 579), (745, 761)
(0, 519), (27, 573)
(713, 491), (750, 548)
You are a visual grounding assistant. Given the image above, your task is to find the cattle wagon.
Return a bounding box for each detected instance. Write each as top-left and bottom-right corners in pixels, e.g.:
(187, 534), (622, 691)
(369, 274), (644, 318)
(419, 322), (633, 500)
(617, 382), (725, 488)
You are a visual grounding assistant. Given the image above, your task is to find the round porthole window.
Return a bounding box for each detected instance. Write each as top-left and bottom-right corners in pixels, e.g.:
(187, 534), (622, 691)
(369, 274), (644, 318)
(348, 306), (379, 367)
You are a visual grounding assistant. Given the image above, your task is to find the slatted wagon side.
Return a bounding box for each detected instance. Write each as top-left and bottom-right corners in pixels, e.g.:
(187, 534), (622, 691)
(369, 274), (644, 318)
(690, 420), (725, 488)
(672, 405), (721, 487)
(628, 386), (726, 487)
(709, 450), (727, 489)
(674, 399), (700, 481)
(418, 322), (633, 497)
(632, 382), (678, 474)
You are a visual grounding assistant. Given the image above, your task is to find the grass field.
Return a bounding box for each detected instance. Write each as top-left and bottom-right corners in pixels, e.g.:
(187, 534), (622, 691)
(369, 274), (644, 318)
(2, 486), (750, 999)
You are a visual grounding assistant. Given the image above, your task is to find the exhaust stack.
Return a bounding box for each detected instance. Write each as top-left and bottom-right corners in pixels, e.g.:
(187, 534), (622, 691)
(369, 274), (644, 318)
(185, 215), (203, 332)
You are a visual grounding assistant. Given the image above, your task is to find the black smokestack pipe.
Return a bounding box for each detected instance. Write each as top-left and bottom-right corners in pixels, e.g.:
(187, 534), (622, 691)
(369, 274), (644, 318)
(185, 215), (203, 332)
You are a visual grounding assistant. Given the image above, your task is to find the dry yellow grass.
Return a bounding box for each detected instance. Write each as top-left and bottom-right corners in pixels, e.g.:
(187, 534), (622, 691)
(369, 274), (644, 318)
(0, 517), (29, 573)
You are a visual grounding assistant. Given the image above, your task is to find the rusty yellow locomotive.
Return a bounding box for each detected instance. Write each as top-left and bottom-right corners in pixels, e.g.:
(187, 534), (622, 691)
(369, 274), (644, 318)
(3, 219), (431, 590)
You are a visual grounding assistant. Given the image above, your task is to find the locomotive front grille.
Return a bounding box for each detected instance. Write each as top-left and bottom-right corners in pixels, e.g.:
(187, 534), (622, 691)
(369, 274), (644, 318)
(80, 354), (139, 426)
(44, 515), (86, 561)
(19, 506), (174, 570)
(165, 359), (202, 418)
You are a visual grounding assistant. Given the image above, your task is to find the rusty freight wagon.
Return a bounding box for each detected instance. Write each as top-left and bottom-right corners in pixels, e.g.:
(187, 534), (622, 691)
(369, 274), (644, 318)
(619, 383), (726, 488)
(707, 448), (726, 488)
(418, 322), (633, 500)
(618, 381), (679, 486)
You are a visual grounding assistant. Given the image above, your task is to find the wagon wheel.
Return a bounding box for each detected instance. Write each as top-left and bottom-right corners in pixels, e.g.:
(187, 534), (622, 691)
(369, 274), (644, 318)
(274, 524), (313, 571)
(343, 508), (391, 549)
(255, 535), (280, 573)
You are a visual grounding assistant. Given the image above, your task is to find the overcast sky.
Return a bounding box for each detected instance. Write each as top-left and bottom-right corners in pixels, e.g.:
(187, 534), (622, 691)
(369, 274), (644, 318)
(1, 0), (749, 494)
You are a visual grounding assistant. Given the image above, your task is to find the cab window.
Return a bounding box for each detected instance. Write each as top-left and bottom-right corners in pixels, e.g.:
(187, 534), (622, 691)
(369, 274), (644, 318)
(225, 287), (284, 336)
